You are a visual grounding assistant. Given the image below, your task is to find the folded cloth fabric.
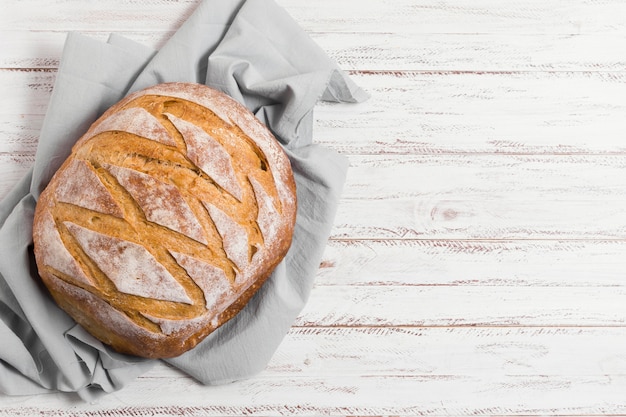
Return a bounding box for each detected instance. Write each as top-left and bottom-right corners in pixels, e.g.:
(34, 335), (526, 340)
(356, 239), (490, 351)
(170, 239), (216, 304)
(0, 0), (367, 401)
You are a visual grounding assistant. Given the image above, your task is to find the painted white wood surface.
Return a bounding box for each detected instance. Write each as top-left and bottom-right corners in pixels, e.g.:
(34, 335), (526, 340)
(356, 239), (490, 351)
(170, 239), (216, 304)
(2, 0), (626, 415)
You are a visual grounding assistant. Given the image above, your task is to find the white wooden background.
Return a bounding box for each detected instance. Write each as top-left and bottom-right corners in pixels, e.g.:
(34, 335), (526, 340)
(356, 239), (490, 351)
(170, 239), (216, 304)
(2, 0), (626, 415)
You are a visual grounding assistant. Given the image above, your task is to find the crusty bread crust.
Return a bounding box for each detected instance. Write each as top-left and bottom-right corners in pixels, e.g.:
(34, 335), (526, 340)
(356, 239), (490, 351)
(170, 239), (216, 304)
(32, 83), (297, 358)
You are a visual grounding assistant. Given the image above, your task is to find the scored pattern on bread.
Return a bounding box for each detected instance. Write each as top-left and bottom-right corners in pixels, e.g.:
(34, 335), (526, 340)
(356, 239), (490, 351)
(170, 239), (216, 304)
(55, 159), (124, 218)
(36, 211), (96, 286)
(88, 107), (178, 147)
(64, 221), (194, 304)
(165, 113), (244, 201)
(32, 83), (297, 358)
(104, 163), (208, 244)
(249, 176), (280, 242)
(203, 202), (251, 276)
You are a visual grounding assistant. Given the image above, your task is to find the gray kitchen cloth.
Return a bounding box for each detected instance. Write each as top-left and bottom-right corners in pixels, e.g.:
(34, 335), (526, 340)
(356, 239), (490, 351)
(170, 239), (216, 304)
(0, 0), (367, 401)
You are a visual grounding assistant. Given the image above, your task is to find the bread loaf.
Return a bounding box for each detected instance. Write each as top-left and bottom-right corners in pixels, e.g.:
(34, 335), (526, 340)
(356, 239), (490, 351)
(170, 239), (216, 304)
(32, 82), (297, 358)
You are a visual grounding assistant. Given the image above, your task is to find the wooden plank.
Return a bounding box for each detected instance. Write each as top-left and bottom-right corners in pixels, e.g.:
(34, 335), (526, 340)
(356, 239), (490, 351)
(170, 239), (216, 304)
(297, 285), (626, 327)
(332, 154), (626, 240)
(4, 0), (626, 35)
(4, 151), (626, 239)
(2, 0), (198, 33)
(0, 116), (40, 200)
(277, 0), (626, 35)
(314, 70), (626, 155)
(2, 373), (626, 416)
(4, 31), (626, 72)
(0, 31), (168, 69)
(0, 115), (40, 155)
(4, 139), (626, 240)
(333, 198), (626, 240)
(4, 70), (626, 155)
(317, 33), (626, 72)
(189, 327), (626, 377)
(0, 69), (55, 116)
(344, 154), (626, 201)
(319, 239), (626, 287)
(3, 327), (626, 413)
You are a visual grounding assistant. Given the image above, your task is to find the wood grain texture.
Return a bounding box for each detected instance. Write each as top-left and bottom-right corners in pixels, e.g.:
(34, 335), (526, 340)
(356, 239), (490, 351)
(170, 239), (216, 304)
(276, 0), (626, 35)
(319, 239), (626, 287)
(314, 71), (626, 155)
(297, 285), (626, 326)
(4, 70), (626, 157)
(3, 376), (626, 416)
(5, 0), (626, 34)
(3, 327), (626, 415)
(4, 31), (626, 72)
(2, 0), (626, 415)
(3, 344), (626, 416)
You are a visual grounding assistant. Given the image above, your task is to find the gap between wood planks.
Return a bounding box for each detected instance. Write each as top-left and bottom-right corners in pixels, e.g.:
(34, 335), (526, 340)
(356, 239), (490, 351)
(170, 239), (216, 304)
(290, 324), (626, 329)
(5, 67), (626, 75)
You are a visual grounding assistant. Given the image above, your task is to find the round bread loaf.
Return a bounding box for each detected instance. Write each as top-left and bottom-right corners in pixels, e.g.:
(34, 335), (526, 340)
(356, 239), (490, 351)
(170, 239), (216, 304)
(32, 82), (297, 358)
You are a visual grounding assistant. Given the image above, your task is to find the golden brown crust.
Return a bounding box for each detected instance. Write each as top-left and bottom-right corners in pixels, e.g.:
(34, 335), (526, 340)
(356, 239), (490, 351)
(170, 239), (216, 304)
(32, 82), (297, 358)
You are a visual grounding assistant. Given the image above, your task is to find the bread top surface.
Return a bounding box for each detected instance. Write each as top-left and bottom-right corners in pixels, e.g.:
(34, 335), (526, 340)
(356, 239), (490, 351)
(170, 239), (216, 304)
(32, 82), (297, 358)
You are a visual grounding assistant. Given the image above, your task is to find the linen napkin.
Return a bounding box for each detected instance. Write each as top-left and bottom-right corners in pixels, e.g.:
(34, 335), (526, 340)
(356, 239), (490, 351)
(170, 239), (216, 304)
(0, 0), (367, 401)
